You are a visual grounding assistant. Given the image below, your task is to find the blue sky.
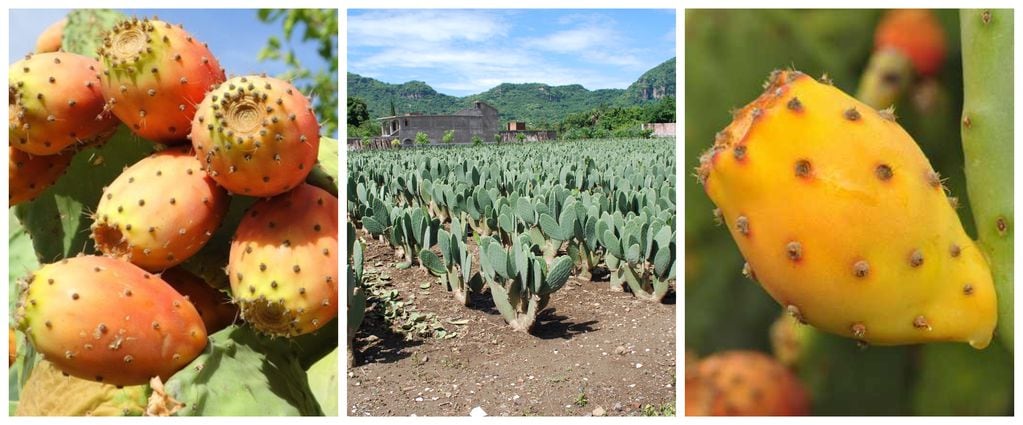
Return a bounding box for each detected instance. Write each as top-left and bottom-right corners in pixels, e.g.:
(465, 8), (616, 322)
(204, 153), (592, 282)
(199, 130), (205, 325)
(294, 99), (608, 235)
(9, 9), (333, 79)
(347, 9), (676, 96)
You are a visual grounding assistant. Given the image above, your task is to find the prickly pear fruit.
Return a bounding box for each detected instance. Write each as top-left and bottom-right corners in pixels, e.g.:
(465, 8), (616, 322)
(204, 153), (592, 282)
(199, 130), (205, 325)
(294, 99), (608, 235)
(875, 9), (946, 76)
(91, 147), (229, 271)
(162, 267), (237, 333)
(686, 350), (810, 416)
(698, 70), (997, 348)
(228, 184), (338, 337)
(9, 146), (73, 206)
(98, 17), (226, 143)
(9, 328), (15, 366)
(35, 18), (66, 53)
(9, 52), (118, 155)
(15, 255), (208, 386)
(15, 360), (148, 416)
(191, 75), (320, 197)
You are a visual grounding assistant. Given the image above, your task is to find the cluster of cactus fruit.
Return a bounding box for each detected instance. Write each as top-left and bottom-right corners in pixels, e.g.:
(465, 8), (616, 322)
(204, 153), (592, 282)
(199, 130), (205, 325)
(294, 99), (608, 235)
(9, 10), (337, 416)
(346, 139), (676, 343)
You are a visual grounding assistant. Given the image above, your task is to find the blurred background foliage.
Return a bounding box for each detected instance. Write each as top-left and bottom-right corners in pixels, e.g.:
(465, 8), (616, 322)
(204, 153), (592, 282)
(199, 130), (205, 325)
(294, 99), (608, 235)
(258, 9), (339, 137)
(685, 9), (1012, 415)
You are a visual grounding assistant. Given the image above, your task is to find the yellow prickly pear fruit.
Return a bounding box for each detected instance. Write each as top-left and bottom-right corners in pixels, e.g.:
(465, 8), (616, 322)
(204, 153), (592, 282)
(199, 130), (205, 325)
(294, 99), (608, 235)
(698, 70), (996, 349)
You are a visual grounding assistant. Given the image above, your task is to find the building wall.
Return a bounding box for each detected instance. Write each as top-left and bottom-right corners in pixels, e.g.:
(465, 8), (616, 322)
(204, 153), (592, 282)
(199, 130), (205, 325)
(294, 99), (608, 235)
(378, 102), (500, 145)
(641, 122), (677, 137)
(498, 130), (558, 142)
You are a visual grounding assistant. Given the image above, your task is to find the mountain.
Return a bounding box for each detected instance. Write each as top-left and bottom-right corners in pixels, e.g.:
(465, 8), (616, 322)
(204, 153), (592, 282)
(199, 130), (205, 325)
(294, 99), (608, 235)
(622, 57), (676, 102)
(348, 57), (675, 126)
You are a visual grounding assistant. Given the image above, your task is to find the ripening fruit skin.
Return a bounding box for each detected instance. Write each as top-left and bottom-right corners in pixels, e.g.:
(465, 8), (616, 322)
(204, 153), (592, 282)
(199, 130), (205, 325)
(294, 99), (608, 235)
(686, 350), (810, 416)
(875, 9), (947, 76)
(98, 17), (225, 143)
(35, 18), (66, 53)
(191, 75), (320, 197)
(14, 256), (208, 387)
(91, 147), (228, 271)
(9, 146), (73, 206)
(162, 267), (237, 334)
(9, 52), (118, 155)
(228, 184), (338, 337)
(698, 70), (996, 349)
(9, 328), (15, 367)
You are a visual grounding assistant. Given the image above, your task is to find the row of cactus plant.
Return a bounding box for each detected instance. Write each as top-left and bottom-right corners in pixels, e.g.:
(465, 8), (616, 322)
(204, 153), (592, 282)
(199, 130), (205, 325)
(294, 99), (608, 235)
(346, 139), (677, 341)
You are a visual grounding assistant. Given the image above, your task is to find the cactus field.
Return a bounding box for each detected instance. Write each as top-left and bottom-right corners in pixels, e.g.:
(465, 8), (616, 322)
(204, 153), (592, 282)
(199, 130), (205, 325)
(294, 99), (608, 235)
(9, 9), (339, 416)
(346, 138), (677, 416)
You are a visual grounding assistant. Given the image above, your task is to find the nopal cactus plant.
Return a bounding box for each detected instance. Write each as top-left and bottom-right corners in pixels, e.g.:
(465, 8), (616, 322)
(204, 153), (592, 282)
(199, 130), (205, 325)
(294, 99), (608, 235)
(599, 212), (675, 302)
(346, 222), (367, 367)
(390, 206), (440, 269)
(419, 216), (484, 306)
(478, 234), (573, 332)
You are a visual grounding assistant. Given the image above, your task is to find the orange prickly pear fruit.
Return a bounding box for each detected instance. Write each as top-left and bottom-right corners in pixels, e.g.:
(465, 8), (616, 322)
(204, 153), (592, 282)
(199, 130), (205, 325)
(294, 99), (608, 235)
(686, 350), (810, 416)
(9, 327), (15, 366)
(698, 70), (996, 349)
(875, 9), (947, 77)
(9, 146), (73, 206)
(35, 18), (66, 53)
(14, 256), (208, 386)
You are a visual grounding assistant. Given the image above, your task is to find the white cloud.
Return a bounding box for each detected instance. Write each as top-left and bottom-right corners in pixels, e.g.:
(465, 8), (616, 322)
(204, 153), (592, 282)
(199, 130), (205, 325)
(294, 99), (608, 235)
(348, 10), (508, 46)
(348, 10), (663, 95)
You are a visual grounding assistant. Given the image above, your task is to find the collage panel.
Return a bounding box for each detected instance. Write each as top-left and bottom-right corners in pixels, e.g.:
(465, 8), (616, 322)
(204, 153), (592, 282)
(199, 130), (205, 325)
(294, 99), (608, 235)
(345, 8), (678, 417)
(7, 8), (339, 416)
(684, 9), (1013, 416)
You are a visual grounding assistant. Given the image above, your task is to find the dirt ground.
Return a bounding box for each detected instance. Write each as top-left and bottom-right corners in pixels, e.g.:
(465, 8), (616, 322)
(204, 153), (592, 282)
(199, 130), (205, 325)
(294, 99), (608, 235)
(346, 229), (677, 416)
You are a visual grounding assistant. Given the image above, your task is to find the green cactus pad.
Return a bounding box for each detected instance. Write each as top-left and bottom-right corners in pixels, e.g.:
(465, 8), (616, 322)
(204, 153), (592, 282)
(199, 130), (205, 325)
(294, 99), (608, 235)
(540, 256), (574, 295)
(165, 325), (323, 416)
(419, 249), (446, 276)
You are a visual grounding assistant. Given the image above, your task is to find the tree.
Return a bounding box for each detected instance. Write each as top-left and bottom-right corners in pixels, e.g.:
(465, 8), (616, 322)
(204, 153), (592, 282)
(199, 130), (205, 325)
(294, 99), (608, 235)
(472, 135), (483, 146)
(415, 131), (430, 146)
(442, 129), (455, 144)
(515, 133), (526, 143)
(257, 9), (338, 136)
(494, 133), (502, 144)
(347, 97), (370, 127)
(647, 96), (676, 123)
(389, 100), (397, 117)
(360, 136), (372, 148)
(391, 138), (400, 147)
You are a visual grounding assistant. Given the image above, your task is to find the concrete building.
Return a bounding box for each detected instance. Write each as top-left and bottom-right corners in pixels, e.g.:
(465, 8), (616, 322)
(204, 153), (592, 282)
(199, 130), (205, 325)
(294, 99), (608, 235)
(376, 100), (500, 145)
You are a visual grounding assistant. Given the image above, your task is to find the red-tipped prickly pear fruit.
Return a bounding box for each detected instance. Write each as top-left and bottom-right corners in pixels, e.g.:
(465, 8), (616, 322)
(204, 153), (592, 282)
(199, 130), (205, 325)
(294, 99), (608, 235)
(162, 267), (237, 334)
(698, 70), (997, 349)
(9, 146), (73, 206)
(191, 75), (320, 197)
(9, 52), (118, 155)
(686, 350), (810, 416)
(35, 18), (66, 53)
(98, 17), (225, 143)
(91, 147), (229, 271)
(875, 9), (946, 77)
(14, 256), (208, 386)
(228, 183), (338, 336)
